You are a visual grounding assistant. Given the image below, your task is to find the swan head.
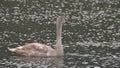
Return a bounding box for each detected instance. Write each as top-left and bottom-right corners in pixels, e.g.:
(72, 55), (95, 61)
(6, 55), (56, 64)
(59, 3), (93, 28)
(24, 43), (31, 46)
(57, 16), (65, 24)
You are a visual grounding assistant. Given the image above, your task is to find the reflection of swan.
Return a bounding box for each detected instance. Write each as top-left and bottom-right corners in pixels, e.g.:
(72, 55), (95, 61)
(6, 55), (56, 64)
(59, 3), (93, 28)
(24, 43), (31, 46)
(8, 16), (65, 56)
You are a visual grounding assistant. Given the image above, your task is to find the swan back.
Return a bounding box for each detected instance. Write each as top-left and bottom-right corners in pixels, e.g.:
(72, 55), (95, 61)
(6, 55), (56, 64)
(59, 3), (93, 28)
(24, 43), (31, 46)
(8, 43), (56, 56)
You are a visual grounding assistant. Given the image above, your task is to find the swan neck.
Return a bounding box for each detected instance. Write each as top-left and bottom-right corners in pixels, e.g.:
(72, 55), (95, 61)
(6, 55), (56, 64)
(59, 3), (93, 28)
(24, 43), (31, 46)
(56, 19), (63, 55)
(56, 22), (62, 46)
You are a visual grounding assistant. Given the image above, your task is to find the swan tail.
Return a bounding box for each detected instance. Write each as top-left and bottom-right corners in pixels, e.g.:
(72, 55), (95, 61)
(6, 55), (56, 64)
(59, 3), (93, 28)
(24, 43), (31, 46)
(8, 47), (16, 52)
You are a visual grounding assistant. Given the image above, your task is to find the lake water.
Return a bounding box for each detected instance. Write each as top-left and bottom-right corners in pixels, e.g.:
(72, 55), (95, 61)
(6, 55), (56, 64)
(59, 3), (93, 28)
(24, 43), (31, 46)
(0, 0), (120, 68)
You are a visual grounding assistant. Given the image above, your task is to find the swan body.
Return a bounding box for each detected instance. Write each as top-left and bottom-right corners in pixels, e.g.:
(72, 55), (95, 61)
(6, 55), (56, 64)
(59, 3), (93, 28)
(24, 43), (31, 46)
(8, 16), (65, 57)
(8, 43), (57, 56)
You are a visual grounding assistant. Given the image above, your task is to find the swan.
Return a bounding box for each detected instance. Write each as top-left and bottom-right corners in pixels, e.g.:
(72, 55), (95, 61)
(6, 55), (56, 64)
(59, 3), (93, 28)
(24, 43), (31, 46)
(8, 16), (65, 57)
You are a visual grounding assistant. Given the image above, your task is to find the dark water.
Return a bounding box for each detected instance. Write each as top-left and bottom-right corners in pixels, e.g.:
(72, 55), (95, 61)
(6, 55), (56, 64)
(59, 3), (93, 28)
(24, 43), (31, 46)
(0, 0), (120, 68)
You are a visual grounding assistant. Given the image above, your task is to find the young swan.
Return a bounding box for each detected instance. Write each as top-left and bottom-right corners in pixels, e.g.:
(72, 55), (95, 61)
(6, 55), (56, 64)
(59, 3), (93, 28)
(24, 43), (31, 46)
(8, 16), (65, 57)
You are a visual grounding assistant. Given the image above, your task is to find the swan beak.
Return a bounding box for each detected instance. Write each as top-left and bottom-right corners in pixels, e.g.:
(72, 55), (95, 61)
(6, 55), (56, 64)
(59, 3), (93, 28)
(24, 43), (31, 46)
(8, 47), (16, 52)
